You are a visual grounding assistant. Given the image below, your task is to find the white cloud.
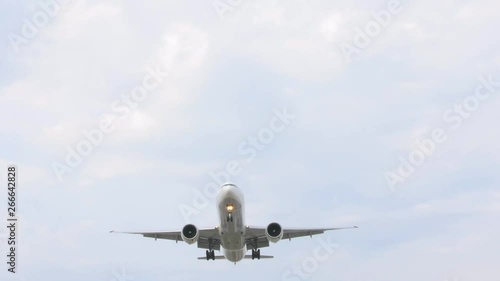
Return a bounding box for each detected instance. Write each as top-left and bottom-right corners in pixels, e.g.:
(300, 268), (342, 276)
(80, 153), (155, 180)
(1, 0), (500, 280)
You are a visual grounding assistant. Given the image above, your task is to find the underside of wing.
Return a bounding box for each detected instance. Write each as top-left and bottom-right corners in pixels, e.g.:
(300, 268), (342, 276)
(244, 225), (357, 249)
(110, 230), (182, 241)
(110, 227), (221, 250)
(282, 226), (358, 240)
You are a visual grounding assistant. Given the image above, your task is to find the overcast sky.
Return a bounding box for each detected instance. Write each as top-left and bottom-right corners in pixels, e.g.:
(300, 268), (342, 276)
(1, 0), (499, 281)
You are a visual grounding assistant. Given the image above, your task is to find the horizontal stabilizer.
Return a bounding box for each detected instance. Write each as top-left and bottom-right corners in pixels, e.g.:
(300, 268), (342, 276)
(197, 256), (227, 260)
(197, 255), (274, 260)
(244, 255), (273, 259)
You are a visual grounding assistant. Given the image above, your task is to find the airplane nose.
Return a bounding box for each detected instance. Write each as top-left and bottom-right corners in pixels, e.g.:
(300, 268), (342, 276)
(219, 183), (242, 200)
(221, 182), (237, 189)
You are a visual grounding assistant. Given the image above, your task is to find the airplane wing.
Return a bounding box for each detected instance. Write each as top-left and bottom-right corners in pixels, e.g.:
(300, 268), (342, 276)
(110, 227), (222, 250)
(244, 226), (358, 249)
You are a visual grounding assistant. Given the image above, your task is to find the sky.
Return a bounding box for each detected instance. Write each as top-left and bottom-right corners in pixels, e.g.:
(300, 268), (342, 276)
(0, 0), (499, 280)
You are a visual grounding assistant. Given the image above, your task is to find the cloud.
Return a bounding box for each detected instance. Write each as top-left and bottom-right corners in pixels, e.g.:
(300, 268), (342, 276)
(1, 0), (500, 280)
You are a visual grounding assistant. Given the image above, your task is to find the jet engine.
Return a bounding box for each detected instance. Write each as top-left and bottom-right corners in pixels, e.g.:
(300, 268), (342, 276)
(266, 222), (283, 243)
(181, 224), (199, 245)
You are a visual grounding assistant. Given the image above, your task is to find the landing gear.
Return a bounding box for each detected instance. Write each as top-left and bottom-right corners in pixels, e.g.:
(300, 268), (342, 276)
(226, 204), (234, 222)
(251, 249), (261, 260)
(206, 250), (215, 260)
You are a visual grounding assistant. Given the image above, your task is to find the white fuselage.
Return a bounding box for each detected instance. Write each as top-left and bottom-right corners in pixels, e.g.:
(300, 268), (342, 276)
(216, 183), (246, 262)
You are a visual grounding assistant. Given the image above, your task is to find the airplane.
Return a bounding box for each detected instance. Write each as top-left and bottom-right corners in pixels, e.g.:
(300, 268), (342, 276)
(111, 182), (358, 263)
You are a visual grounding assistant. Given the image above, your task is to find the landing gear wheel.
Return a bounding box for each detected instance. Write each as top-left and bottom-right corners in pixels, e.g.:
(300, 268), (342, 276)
(227, 213), (233, 222)
(251, 249), (261, 260)
(206, 250), (215, 260)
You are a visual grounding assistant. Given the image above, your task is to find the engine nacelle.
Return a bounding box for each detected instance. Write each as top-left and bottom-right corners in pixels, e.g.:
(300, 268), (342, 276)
(181, 224), (199, 245)
(266, 222), (283, 243)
